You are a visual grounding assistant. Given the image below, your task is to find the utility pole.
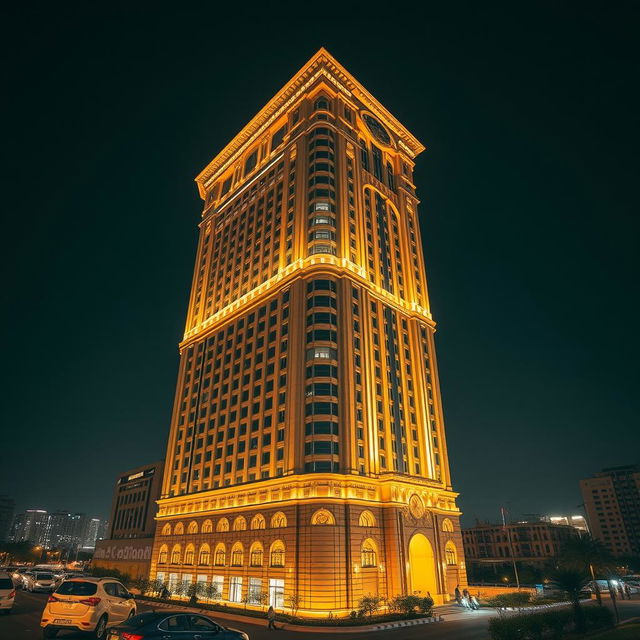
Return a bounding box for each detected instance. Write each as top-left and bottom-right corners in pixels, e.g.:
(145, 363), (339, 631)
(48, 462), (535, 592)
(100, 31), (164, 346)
(501, 506), (520, 590)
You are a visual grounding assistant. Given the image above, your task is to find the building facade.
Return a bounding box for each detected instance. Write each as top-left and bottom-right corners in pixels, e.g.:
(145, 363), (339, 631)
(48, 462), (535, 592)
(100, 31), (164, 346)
(463, 520), (580, 567)
(0, 496), (15, 542)
(580, 465), (640, 557)
(93, 462), (163, 578)
(11, 509), (49, 545)
(150, 49), (466, 613)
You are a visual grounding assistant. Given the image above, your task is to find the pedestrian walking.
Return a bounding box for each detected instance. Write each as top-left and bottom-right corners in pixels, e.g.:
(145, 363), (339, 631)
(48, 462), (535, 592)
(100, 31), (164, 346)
(267, 605), (278, 630)
(454, 585), (462, 604)
(624, 584), (631, 599)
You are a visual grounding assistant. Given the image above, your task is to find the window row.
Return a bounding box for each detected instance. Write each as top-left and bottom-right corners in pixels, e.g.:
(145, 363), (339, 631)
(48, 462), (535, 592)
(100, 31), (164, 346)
(160, 512), (287, 536)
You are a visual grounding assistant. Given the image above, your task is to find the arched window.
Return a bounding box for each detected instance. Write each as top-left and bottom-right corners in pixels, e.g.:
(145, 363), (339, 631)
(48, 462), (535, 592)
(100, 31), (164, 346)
(170, 544), (181, 564)
(249, 542), (264, 567)
(445, 541), (457, 566)
(232, 516), (247, 531)
(158, 544), (168, 564)
(314, 96), (329, 111)
(442, 518), (454, 533)
(198, 544), (211, 566)
(187, 521), (198, 535)
(202, 519), (213, 533)
(361, 539), (378, 568)
(216, 518), (230, 532)
(161, 523), (171, 536)
(271, 512), (288, 528)
(358, 510), (376, 527)
(184, 544), (195, 565)
(231, 542), (244, 567)
(251, 514), (266, 530)
(214, 543), (226, 566)
(270, 541), (285, 567)
(174, 522), (184, 535)
(311, 508), (335, 525)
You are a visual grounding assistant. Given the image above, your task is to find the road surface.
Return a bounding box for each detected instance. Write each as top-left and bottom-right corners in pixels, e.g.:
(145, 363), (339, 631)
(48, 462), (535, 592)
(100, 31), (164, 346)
(2, 590), (639, 640)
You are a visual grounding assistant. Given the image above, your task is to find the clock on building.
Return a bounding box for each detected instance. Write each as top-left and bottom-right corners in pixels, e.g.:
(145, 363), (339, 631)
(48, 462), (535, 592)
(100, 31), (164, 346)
(362, 113), (391, 145)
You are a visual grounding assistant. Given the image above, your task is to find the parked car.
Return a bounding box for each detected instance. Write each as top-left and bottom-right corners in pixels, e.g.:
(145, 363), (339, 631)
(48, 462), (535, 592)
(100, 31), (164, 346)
(40, 577), (136, 639)
(107, 611), (250, 639)
(24, 571), (56, 592)
(0, 572), (16, 614)
(11, 567), (31, 588)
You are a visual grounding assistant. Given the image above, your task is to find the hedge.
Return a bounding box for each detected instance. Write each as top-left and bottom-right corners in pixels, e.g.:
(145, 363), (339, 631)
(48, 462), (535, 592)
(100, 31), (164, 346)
(488, 605), (613, 640)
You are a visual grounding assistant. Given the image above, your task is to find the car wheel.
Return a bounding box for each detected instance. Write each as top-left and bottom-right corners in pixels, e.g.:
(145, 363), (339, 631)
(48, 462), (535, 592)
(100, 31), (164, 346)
(43, 628), (58, 638)
(94, 614), (108, 640)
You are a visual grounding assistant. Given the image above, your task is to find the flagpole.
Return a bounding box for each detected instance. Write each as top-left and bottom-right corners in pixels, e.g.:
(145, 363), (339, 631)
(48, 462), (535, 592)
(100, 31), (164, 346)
(501, 506), (521, 590)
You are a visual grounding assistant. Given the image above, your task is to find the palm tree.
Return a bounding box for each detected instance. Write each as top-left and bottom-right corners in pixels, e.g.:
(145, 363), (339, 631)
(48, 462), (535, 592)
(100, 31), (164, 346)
(559, 536), (612, 574)
(550, 568), (590, 634)
(558, 535), (612, 606)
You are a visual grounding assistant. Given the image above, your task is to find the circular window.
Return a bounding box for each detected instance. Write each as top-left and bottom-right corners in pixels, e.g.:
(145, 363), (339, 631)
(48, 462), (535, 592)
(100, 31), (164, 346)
(409, 494), (425, 519)
(362, 113), (391, 145)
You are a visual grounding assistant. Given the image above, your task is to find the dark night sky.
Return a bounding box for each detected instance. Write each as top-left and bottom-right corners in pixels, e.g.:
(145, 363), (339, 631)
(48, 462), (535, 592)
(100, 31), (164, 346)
(3, 3), (638, 527)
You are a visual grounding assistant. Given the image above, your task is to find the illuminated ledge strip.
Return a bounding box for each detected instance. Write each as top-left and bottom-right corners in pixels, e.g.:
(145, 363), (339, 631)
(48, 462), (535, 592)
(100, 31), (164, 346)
(205, 153), (285, 221)
(182, 256), (433, 343)
(200, 66), (351, 193)
(196, 48), (425, 195)
(156, 473), (460, 519)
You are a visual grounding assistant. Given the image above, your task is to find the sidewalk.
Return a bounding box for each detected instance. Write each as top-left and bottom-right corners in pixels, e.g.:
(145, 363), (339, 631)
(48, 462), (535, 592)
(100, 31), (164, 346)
(137, 597), (444, 634)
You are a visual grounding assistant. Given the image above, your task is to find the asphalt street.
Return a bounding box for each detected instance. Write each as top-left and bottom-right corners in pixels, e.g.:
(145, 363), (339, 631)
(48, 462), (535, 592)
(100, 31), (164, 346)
(1, 591), (639, 640)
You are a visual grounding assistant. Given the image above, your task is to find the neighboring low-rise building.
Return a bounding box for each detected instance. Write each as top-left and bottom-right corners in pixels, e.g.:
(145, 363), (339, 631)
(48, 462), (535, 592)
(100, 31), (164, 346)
(93, 462), (163, 578)
(463, 520), (580, 567)
(580, 465), (640, 556)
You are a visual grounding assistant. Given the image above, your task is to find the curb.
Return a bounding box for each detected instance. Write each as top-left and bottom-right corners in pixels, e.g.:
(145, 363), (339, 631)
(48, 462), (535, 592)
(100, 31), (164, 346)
(136, 598), (443, 633)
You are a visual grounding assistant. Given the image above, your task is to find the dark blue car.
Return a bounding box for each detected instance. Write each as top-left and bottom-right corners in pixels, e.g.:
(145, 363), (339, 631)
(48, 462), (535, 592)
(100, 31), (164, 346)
(106, 611), (250, 640)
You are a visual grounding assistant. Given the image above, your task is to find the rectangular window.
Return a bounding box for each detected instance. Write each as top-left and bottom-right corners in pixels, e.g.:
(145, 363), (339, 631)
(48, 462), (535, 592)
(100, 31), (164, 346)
(211, 575), (224, 599)
(229, 576), (243, 603)
(271, 124), (287, 150)
(269, 578), (285, 609)
(248, 577), (262, 604)
(244, 150), (258, 176)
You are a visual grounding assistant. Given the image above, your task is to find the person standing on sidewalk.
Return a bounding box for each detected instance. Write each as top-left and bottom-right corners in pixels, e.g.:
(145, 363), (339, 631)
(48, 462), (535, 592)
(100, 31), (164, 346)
(267, 605), (278, 630)
(454, 585), (462, 604)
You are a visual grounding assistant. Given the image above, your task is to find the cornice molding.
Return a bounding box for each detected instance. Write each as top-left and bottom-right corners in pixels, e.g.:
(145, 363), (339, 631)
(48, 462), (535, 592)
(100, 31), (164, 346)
(194, 48), (425, 197)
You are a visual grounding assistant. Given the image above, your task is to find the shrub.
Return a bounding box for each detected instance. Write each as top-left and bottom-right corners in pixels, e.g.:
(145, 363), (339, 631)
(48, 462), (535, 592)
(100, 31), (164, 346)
(489, 609), (573, 640)
(487, 592), (532, 608)
(357, 595), (384, 617)
(418, 596), (434, 616)
(583, 605), (614, 630)
(388, 594), (423, 615)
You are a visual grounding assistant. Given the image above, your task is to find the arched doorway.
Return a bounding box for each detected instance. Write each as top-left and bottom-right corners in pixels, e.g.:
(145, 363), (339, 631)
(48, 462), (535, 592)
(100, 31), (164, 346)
(408, 533), (438, 598)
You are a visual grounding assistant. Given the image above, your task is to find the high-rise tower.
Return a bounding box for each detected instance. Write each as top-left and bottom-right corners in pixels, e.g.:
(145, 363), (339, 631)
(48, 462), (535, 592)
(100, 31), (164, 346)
(150, 49), (466, 613)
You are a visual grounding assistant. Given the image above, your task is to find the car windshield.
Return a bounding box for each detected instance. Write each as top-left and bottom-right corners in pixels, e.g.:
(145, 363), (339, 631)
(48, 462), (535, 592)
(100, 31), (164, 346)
(56, 581), (98, 596)
(121, 612), (163, 628)
(0, 579), (13, 589)
(36, 573), (53, 580)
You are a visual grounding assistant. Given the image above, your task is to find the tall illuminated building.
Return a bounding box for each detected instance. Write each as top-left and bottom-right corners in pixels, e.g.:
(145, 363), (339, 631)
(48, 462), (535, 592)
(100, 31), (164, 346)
(151, 48), (466, 613)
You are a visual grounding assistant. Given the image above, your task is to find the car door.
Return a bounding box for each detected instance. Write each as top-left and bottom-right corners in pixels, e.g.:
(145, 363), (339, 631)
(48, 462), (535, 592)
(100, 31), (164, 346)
(188, 615), (222, 639)
(114, 582), (134, 621)
(158, 614), (194, 639)
(103, 582), (126, 622)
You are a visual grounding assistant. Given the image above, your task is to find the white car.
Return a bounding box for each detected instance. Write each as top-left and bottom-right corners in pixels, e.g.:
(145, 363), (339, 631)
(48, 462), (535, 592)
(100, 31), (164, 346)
(40, 577), (136, 639)
(11, 567), (30, 588)
(0, 572), (16, 614)
(24, 571), (56, 592)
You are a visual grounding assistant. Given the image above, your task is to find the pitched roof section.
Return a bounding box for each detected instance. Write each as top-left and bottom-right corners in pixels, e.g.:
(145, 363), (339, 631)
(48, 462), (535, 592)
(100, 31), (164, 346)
(195, 47), (425, 196)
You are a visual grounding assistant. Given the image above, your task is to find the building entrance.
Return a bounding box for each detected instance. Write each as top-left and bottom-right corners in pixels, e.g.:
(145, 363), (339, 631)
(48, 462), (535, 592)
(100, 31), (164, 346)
(408, 533), (438, 598)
